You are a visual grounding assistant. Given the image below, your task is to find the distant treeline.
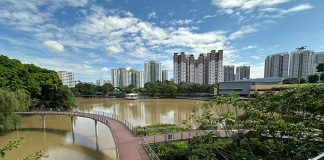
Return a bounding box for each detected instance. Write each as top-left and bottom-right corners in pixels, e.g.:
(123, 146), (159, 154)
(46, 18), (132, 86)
(71, 80), (217, 97)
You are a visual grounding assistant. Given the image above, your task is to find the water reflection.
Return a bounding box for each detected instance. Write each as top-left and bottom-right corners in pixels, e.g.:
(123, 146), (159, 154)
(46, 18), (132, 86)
(0, 115), (116, 160)
(77, 98), (203, 126)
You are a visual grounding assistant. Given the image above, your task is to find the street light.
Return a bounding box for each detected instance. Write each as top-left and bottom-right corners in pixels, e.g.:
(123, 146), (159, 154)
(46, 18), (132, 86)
(296, 46), (307, 87)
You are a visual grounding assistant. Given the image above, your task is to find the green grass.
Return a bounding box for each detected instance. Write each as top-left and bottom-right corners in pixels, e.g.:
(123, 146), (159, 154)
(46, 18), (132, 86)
(273, 83), (324, 88)
(134, 124), (185, 136)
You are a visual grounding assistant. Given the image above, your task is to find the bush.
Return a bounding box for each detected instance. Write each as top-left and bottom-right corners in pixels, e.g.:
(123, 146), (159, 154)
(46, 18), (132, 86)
(307, 74), (319, 83)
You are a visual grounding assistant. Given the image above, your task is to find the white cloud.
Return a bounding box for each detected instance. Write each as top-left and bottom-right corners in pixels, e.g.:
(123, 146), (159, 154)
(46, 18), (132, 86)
(101, 67), (109, 71)
(211, 0), (291, 10)
(229, 25), (257, 40)
(281, 3), (313, 14)
(147, 11), (157, 19)
(43, 40), (64, 52)
(106, 45), (123, 53)
(243, 45), (257, 50)
(161, 19), (201, 27)
(203, 14), (218, 19)
(211, 0), (314, 23)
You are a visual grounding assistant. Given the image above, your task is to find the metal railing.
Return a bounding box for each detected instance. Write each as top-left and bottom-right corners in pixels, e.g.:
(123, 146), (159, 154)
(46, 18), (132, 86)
(144, 130), (203, 144)
(143, 138), (160, 160)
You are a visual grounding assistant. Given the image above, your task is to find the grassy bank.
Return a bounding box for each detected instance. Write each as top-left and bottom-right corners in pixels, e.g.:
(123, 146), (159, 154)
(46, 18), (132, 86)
(134, 124), (185, 136)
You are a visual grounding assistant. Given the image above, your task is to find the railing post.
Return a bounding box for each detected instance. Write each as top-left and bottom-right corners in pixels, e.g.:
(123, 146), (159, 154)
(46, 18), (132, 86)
(154, 135), (156, 144)
(189, 131), (191, 141)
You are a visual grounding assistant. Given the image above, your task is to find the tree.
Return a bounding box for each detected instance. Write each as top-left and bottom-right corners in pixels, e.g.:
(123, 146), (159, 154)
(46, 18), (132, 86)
(100, 83), (114, 94)
(74, 83), (96, 95)
(144, 82), (159, 96)
(121, 84), (136, 94)
(49, 86), (76, 110)
(316, 63), (324, 72)
(158, 80), (177, 96)
(307, 74), (319, 83)
(320, 73), (324, 82)
(0, 55), (75, 110)
(0, 89), (30, 133)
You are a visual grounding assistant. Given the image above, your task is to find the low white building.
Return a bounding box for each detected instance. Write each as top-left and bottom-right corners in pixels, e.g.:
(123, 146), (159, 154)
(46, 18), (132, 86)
(57, 71), (76, 87)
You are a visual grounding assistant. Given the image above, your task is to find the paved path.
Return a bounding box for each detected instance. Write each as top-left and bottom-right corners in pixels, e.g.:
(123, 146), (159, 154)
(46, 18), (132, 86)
(145, 130), (238, 144)
(17, 111), (149, 160)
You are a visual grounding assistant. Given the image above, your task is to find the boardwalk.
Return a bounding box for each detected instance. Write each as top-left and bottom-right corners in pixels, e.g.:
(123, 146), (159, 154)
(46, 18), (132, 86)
(17, 111), (149, 160)
(145, 130), (238, 144)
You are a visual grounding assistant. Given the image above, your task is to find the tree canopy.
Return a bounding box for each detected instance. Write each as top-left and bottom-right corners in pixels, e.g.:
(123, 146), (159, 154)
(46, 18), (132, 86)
(308, 74), (319, 83)
(316, 63), (324, 72)
(0, 55), (76, 110)
(142, 81), (216, 97)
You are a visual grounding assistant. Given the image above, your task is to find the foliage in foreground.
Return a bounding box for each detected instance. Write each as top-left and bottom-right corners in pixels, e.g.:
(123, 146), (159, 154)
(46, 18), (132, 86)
(134, 124), (185, 136)
(153, 86), (324, 160)
(0, 137), (48, 160)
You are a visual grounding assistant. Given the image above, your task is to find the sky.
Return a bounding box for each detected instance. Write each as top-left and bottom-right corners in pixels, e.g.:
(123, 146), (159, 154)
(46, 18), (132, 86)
(1, 0), (324, 82)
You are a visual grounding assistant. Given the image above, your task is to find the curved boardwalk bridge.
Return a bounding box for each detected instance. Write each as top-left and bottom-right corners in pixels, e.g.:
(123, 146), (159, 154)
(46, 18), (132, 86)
(16, 111), (250, 160)
(17, 111), (149, 160)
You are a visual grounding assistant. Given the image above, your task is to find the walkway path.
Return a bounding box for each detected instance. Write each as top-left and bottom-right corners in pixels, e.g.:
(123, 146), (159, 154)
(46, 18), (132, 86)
(17, 111), (149, 160)
(145, 130), (238, 144)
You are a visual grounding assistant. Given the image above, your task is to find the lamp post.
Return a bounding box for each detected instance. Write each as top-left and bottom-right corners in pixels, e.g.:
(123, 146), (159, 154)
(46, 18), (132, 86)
(296, 46), (307, 87)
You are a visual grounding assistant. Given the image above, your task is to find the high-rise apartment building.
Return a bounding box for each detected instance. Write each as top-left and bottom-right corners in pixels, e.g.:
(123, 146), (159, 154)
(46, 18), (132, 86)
(111, 68), (132, 88)
(187, 55), (195, 83)
(57, 71), (76, 87)
(96, 79), (111, 86)
(173, 50), (223, 84)
(223, 65), (235, 82)
(289, 50), (315, 78)
(173, 52), (187, 84)
(144, 61), (162, 83)
(315, 52), (324, 64)
(236, 66), (250, 80)
(135, 71), (144, 88)
(206, 50), (223, 84)
(162, 70), (168, 81)
(264, 52), (290, 78)
(194, 54), (205, 84)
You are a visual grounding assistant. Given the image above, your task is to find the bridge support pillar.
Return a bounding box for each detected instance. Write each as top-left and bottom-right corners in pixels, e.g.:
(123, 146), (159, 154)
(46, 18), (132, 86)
(41, 114), (46, 130)
(70, 116), (75, 131)
(96, 136), (99, 151)
(95, 120), (98, 137)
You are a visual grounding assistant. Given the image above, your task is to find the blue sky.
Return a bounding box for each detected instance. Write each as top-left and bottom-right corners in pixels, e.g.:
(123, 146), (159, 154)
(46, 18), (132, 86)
(1, 0), (323, 82)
